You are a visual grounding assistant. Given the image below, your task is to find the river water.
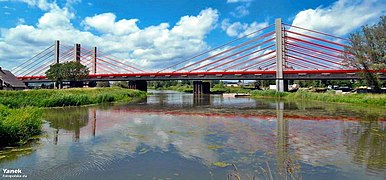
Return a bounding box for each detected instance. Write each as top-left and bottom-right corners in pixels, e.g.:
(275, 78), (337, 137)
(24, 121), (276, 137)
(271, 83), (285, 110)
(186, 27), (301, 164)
(1, 90), (385, 180)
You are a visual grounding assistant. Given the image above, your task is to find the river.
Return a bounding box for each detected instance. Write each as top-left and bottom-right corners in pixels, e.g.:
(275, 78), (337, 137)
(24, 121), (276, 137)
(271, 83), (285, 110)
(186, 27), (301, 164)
(1, 90), (385, 180)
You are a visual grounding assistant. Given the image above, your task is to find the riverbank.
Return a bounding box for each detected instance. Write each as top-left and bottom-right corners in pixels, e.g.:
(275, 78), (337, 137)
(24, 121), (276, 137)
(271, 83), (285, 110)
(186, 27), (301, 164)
(0, 88), (146, 147)
(0, 87), (147, 108)
(0, 105), (42, 147)
(251, 90), (386, 106)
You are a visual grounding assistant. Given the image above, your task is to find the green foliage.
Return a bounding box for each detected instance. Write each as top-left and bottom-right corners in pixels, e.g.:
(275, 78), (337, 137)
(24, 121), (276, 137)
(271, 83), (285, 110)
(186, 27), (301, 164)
(251, 90), (386, 106)
(96, 81), (110, 87)
(251, 90), (289, 98)
(344, 16), (386, 91)
(112, 81), (129, 88)
(0, 105), (43, 147)
(62, 62), (89, 81)
(45, 63), (64, 84)
(0, 88), (147, 108)
(45, 62), (89, 88)
(211, 86), (251, 94)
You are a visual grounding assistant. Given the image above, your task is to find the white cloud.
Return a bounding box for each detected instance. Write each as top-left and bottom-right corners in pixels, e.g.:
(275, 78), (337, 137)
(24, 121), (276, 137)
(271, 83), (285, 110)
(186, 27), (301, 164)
(291, 0), (386, 36)
(0, 0), (80, 10)
(38, 7), (74, 29)
(226, 0), (252, 3)
(83, 13), (140, 35)
(230, 4), (250, 18)
(221, 19), (269, 38)
(0, 6), (219, 71)
(171, 8), (218, 38)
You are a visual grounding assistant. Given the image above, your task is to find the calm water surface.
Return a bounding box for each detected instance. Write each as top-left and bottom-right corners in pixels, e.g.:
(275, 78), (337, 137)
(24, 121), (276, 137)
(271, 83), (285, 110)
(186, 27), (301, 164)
(1, 90), (386, 180)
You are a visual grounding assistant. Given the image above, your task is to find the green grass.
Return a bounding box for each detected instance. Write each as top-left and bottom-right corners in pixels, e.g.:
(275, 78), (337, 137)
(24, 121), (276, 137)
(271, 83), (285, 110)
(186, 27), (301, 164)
(211, 86), (252, 94)
(0, 105), (42, 147)
(0, 87), (147, 108)
(251, 90), (386, 106)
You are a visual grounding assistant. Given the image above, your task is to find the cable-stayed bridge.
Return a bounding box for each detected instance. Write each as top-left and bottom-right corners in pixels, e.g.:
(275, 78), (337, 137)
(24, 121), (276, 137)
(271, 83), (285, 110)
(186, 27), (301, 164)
(12, 19), (386, 92)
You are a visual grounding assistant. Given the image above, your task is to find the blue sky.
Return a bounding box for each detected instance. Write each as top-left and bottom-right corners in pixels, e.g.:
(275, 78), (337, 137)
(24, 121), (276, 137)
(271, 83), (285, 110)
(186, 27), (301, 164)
(0, 0), (385, 70)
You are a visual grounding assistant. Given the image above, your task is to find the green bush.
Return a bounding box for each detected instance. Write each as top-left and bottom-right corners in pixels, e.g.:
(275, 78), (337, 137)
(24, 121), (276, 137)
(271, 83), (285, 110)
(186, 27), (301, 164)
(0, 105), (43, 147)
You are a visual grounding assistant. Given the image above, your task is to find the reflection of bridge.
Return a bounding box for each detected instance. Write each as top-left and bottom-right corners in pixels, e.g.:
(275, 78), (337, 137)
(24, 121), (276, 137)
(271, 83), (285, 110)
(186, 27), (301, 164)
(12, 18), (386, 92)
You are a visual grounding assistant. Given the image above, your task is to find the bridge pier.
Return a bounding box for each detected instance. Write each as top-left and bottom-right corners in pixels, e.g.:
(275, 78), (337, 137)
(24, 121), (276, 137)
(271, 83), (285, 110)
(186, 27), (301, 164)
(193, 81), (210, 94)
(128, 80), (147, 92)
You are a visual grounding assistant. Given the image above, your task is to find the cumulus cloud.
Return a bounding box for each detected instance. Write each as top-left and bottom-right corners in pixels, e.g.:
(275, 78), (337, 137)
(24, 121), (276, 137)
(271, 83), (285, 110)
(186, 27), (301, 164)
(290, 0), (386, 36)
(221, 19), (269, 38)
(0, 5), (219, 70)
(83, 13), (140, 35)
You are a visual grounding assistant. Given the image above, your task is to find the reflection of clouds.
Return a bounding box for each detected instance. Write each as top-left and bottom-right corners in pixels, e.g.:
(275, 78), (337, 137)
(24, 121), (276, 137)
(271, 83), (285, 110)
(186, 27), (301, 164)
(288, 120), (349, 166)
(5, 97), (386, 179)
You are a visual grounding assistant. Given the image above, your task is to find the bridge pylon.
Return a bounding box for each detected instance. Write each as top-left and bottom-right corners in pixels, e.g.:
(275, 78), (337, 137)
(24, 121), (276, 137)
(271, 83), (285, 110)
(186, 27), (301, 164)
(54, 40), (60, 64)
(74, 43), (81, 62)
(275, 18), (287, 92)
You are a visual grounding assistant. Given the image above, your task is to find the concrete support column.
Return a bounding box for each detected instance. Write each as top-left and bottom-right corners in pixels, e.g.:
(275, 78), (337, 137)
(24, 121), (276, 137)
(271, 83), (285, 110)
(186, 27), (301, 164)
(275, 18), (285, 92)
(74, 43), (81, 62)
(92, 47), (97, 74)
(193, 81), (210, 94)
(128, 80), (147, 92)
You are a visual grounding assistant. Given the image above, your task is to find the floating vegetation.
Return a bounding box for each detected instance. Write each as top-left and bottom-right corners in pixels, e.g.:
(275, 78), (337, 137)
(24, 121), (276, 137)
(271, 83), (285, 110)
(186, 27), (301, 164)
(226, 158), (302, 180)
(208, 145), (224, 150)
(213, 161), (232, 168)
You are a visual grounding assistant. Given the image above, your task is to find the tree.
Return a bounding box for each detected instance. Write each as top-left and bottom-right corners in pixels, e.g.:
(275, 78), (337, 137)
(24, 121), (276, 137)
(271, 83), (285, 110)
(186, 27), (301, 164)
(46, 63), (64, 89)
(46, 62), (89, 89)
(344, 16), (386, 92)
(62, 62), (89, 82)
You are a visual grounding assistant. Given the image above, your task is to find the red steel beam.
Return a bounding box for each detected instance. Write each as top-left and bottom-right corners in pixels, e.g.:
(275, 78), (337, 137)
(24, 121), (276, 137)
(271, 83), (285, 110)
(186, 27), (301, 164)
(19, 69), (386, 80)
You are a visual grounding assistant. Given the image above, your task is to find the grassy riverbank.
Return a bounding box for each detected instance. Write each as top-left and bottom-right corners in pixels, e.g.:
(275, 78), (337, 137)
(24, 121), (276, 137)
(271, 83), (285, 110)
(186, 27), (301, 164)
(0, 88), (146, 147)
(0, 105), (42, 147)
(251, 90), (386, 106)
(0, 87), (147, 108)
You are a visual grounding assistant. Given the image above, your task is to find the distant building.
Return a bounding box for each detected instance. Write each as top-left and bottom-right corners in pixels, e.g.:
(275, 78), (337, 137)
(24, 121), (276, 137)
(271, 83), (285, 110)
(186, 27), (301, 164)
(0, 67), (27, 90)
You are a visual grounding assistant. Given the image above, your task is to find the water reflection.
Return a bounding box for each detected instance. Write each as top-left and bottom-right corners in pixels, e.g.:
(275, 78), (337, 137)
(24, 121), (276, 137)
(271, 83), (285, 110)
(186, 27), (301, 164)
(44, 107), (95, 143)
(344, 116), (386, 171)
(1, 91), (386, 179)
